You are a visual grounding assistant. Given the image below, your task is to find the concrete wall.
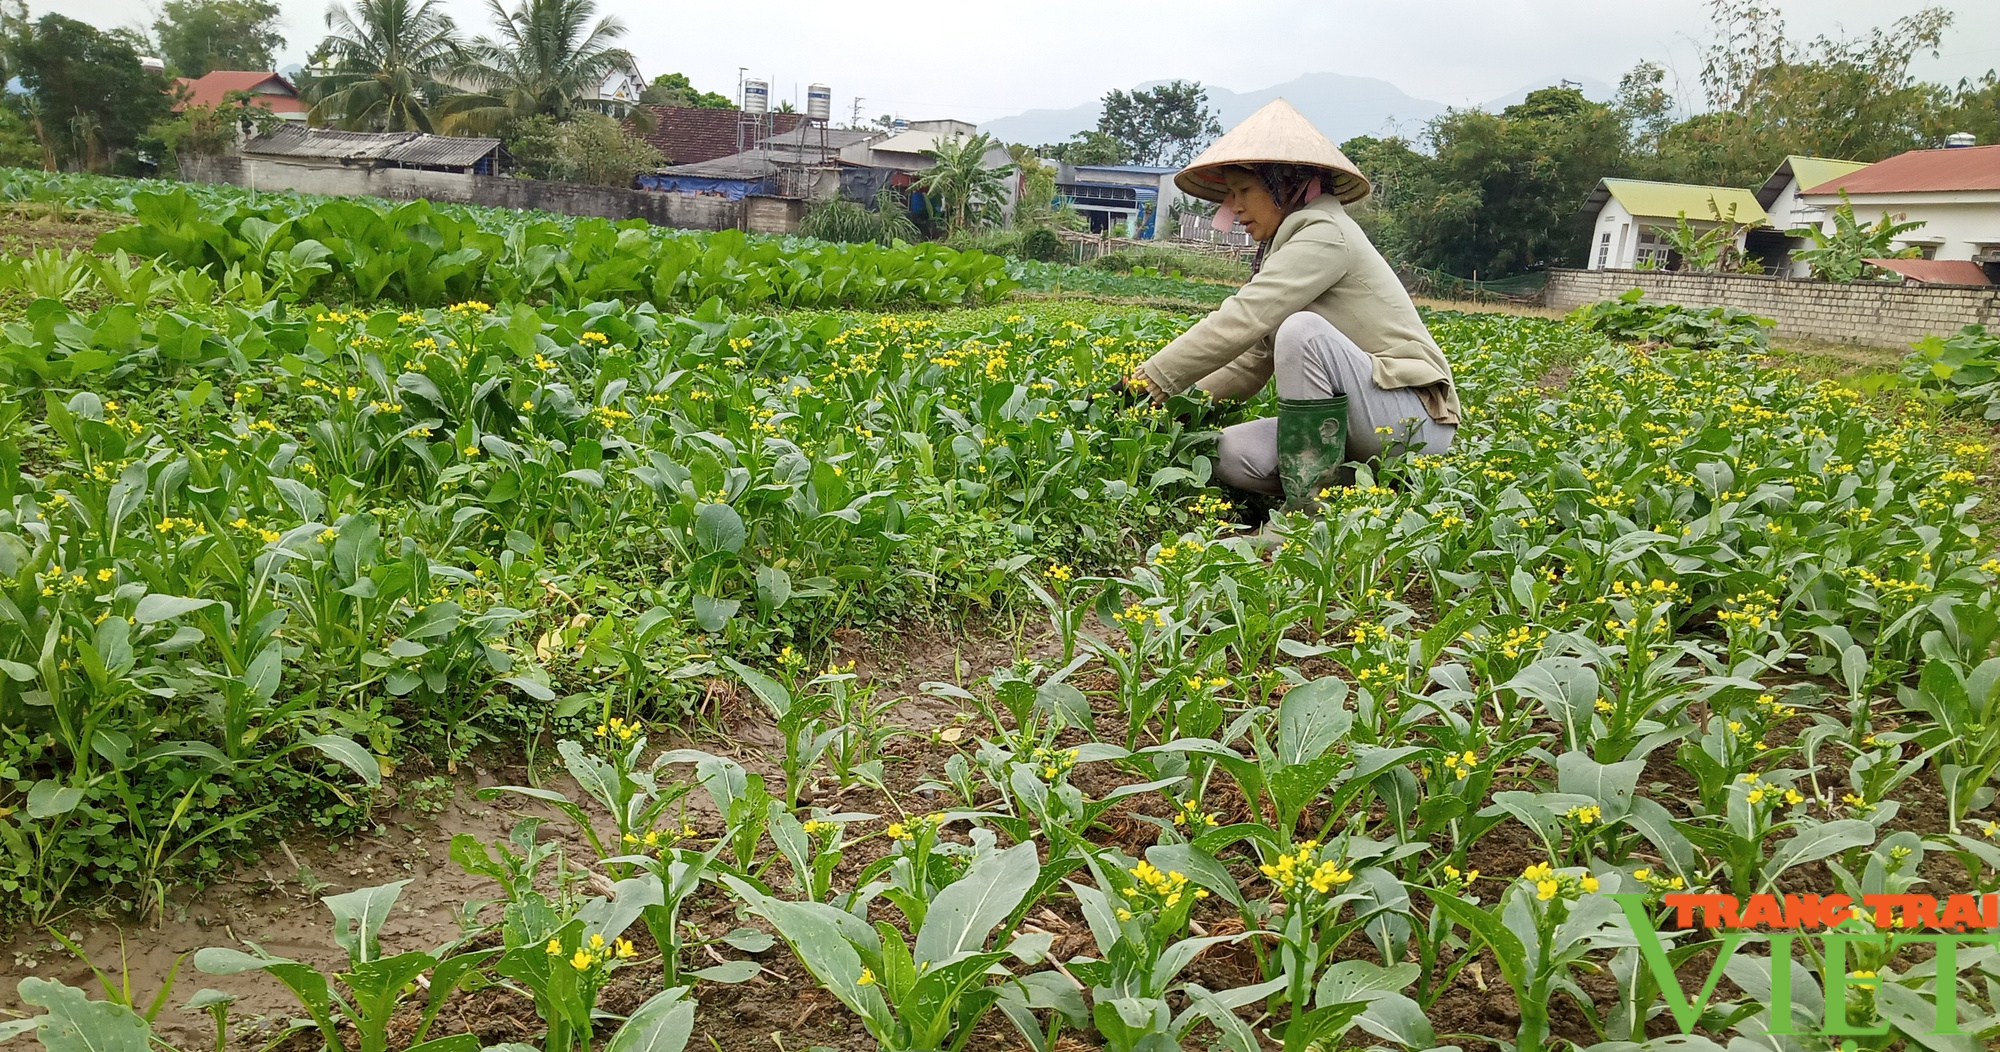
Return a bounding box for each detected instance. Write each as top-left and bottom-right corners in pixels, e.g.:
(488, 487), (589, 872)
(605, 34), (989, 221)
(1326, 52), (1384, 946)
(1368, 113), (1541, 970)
(181, 154), (798, 234)
(1545, 267), (2000, 347)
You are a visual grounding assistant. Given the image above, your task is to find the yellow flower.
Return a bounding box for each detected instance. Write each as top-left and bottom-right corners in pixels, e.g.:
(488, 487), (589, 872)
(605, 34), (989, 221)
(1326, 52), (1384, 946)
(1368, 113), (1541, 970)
(570, 949), (593, 971)
(546, 939), (562, 955)
(588, 933), (606, 950)
(1536, 879), (1560, 901)
(856, 967), (876, 986)
(521, 399), (535, 411)
(615, 938), (636, 959)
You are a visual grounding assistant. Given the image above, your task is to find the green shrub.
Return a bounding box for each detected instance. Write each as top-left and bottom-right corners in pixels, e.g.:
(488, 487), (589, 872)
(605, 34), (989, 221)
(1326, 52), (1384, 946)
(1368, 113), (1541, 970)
(1567, 287), (1772, 351)
(1902, 324), (2000, 418)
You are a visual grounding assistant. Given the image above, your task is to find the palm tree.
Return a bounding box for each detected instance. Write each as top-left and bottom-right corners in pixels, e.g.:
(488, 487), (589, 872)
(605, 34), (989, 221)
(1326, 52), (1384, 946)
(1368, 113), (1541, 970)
(912, 132), (1015, 234)
(440, 0), (634, 134)
(307, 0), (463, 132)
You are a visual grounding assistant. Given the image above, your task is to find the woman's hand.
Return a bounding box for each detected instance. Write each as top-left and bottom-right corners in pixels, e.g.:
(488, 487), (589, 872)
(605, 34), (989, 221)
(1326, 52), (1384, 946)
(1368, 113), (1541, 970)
(1119, 372), (1169, 406)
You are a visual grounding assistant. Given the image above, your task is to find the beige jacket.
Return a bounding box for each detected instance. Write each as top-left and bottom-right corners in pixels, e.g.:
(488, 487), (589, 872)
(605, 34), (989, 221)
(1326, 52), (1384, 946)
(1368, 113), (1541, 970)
(1136, 196), (1461, 425)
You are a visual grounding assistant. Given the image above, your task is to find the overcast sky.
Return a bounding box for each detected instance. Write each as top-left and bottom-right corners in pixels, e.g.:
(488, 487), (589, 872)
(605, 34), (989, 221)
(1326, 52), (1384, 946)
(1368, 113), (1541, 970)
(40, 0), (2000, 124)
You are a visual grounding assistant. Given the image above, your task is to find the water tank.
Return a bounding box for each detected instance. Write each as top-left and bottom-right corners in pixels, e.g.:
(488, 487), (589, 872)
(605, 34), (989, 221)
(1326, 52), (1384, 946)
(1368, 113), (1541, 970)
(742, 79), (770, 114)
(1945, 131), (1976, 148)
(892, 117), (909, 131)
(806, 84), (832, 122)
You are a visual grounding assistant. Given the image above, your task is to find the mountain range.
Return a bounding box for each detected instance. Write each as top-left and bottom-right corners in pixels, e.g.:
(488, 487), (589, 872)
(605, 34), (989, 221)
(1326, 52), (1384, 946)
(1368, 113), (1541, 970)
(979, 72), (1614, 149)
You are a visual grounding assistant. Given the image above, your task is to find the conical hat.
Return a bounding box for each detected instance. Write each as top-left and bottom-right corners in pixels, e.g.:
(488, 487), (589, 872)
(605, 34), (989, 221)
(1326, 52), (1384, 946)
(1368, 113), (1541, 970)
(1176, 98), (1370, 205)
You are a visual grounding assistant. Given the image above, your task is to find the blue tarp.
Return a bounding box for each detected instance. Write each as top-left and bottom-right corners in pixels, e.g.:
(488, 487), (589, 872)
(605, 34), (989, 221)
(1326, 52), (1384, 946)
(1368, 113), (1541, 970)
(634, 173), (767, 200)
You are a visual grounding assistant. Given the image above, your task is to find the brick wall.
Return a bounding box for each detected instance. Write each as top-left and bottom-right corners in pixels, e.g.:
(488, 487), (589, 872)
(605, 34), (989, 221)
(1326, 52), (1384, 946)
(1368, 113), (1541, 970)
(180, 155), (795, 235)
(1544, 268), (2000, 348)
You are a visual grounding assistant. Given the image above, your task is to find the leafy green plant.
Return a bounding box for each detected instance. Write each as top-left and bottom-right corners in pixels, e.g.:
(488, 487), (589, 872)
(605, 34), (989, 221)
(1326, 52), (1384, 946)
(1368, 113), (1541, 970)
(194, 880), (494, 1052)
(1788, 191), (1926, 283)
(733, 840), (1050, 1052)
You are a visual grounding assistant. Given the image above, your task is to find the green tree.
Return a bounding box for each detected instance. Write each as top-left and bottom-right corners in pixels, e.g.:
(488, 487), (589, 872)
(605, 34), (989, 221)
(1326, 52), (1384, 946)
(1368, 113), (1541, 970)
(1398, 86), (1627, 276)
(1096, 80), (1220, 167)
(306, 0), (463, 132)
(5, 13), (173, 171)
(912, 131), (1014, 234)
(1339, 134), (1428, 260)
(1036, 129), (1125, 166)
(505, 111), (659, 185)
(1612, 60), (1675, 156)
(1942, 72), (1999, 147)
(153, 0), (285, 78)
(1648, 0), (1955, 185)
(441, 0), (634, 134)
(640, 72), (731, 109)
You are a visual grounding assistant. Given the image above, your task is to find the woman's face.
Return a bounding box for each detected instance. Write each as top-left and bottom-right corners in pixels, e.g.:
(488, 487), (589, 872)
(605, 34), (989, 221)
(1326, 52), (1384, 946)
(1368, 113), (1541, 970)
(1221, 168), (1284, 242)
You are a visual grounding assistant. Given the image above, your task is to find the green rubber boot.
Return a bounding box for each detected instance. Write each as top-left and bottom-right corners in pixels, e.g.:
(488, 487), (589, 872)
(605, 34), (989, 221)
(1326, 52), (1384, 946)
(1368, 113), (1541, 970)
(1276, 394), (1350, 509)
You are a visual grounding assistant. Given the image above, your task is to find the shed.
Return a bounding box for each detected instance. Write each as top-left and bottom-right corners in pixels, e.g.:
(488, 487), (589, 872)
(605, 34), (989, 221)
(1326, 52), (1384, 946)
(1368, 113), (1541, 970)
(242, 126), (505, 174)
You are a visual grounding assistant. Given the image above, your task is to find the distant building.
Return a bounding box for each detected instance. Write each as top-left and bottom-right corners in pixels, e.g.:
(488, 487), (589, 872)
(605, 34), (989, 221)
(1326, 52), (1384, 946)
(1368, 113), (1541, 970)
(1797, 144), (2000, 272)
(173, 70), (308, 121)
(598, 58), (647, 117)
(1053, 163), (1184, 238)
(631, 105), (805, 166)
(1753, 155), (1871, 276)
(1580, 178), (1767, 271)
(835, 121), (1017, 218)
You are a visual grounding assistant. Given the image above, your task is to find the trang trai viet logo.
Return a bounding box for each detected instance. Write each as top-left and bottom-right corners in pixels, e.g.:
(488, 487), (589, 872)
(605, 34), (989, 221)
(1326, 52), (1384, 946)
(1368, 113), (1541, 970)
(1609, 892), (2000, 1042)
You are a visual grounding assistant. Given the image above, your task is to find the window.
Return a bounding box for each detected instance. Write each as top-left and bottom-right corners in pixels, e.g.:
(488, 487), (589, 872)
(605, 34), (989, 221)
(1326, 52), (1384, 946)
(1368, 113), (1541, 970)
(1635, 229), (1671, 269)
(1596, 232), (1612, 268)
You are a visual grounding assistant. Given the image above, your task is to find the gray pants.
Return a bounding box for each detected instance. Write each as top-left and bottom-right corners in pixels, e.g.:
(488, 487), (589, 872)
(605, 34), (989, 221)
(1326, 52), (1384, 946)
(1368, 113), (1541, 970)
(1214, 312), (1456, 495)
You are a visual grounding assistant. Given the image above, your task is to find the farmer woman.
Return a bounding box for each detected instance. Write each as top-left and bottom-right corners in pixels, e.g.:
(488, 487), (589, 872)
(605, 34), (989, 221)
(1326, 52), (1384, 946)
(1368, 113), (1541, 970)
(1127, 99), (1461, 506)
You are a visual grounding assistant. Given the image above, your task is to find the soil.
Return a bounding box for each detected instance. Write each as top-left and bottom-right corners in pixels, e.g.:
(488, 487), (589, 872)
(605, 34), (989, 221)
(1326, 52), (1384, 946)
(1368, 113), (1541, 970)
(3, 579), (1992, 1052)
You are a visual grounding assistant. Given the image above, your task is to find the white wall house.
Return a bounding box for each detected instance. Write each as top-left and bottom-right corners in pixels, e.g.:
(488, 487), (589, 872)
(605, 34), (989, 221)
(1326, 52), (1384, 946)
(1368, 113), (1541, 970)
(598, 59), (647, 116)
(1796, 144), (2000, 266)
(1580, 179), (1768, 271)
(1753, 155), (1871, 277)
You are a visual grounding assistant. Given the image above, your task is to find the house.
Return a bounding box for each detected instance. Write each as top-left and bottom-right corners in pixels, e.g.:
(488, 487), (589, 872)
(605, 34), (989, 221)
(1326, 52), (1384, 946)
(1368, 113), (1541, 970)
(1753, 155), (1871, 276)
(598, 58), (646, 116)
(1797, 144), (2000, 270)
(172, 70), (308, 121)
(1580, 178), (1767, 270)
(632, 105), (805, 166)
(1054, 163), (1187, 238)
(835, 121), (1017, 219)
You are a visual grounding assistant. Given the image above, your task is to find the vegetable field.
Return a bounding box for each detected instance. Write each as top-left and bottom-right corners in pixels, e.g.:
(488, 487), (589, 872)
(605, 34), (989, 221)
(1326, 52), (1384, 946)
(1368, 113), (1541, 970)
(2, 171), (2000, 1052)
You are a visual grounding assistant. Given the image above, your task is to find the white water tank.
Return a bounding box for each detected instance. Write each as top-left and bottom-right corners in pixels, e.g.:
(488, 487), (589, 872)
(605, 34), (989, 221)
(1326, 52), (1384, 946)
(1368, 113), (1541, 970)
(806, 84), (832, 122)
(742, 79), (770, 114)
(1945, 131), (1976, 148)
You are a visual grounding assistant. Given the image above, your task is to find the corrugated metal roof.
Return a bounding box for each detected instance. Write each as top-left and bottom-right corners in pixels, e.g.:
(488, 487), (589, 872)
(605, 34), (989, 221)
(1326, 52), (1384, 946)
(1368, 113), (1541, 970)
(654, 148), (788, 179)
(1802, 144), (2000, 195)
(1757, 155), (1869, 208)
(758, 127), (877, 150)
(243, 125), (500, 168)
(1584, 178), (1768, 225)
(1865, 258), (1992, 285)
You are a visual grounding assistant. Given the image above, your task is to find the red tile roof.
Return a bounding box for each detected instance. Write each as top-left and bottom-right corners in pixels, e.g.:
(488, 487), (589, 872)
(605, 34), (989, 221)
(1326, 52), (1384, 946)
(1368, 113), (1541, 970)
(631, 105), (804, 166)
(1802, 144), (2000, 195)
(173, 71), (307, 114)
(1865, 258), (1992, 285)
